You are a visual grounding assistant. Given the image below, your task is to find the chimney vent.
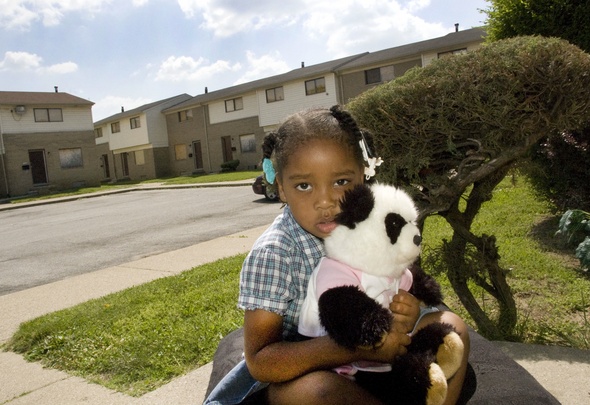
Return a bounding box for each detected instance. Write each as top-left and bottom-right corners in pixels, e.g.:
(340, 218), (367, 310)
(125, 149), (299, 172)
(301, 62), (305, 68)
(205, 87), (208, 94)
(455, 23), (459, 32)
(54, 86), (58, 93)
(121, 106), (124, 113)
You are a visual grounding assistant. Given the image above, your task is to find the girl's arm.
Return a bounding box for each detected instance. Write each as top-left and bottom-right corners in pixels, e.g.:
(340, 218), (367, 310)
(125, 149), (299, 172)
(243, 308), (411, 383)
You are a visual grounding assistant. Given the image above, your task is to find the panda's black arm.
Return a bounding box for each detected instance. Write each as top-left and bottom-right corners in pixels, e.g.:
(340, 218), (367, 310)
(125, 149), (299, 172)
(318, 285), (392, 350)
(408, 264), (444, 307)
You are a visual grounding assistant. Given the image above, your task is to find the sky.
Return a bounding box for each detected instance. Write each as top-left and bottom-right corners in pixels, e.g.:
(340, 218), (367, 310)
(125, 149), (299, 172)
(0, 0), (490, 121)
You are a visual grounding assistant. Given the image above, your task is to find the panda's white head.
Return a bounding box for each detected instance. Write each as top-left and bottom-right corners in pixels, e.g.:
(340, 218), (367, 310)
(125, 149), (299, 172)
(324, 183), (422, 278)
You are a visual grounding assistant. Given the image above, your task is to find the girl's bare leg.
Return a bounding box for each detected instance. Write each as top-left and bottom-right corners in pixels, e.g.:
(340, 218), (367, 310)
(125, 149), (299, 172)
(266, 370), (383, 405)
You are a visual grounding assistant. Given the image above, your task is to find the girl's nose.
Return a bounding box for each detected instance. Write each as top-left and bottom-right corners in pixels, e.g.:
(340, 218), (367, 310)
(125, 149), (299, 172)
(315, 187), (338, 210)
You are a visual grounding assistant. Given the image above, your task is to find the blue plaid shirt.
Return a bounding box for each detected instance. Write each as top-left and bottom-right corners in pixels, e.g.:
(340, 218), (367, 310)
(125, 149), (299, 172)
(238, 206), (325, 340)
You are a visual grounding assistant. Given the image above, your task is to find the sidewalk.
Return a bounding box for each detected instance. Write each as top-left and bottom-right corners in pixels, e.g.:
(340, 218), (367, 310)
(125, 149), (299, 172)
(1, 184), (590, 404)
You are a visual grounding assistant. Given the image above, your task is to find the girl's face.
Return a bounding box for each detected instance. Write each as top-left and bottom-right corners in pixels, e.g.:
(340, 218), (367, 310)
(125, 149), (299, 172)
(277, 138), (365, 239)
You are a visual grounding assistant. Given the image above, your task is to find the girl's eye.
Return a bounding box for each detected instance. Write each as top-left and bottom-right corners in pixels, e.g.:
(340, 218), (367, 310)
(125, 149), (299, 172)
(296, 183), (311, 191)
(335, 179), (350, 187)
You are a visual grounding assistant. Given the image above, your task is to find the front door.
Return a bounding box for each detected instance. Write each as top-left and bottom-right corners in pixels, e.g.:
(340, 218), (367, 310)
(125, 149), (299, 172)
(192, 141), (203, 170)
(28, 150), (48, 184)
(101, 154), (111, 179)
(221, 136), (233, 162)
(121, 153), (129, 177)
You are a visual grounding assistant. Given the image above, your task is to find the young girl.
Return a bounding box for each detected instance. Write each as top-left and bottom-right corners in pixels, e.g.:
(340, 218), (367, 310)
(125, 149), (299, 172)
(205, 106), (470, 405)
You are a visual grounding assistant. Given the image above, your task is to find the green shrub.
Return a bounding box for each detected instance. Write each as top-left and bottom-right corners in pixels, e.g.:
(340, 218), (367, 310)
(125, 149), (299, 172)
(557, 209), (590, 270)
(220, 159), (240, 172)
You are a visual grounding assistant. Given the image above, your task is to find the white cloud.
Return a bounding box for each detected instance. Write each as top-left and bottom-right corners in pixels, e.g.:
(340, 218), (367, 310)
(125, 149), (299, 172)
(0, 51), (78, 74)
(0, 51), (42, 70)
(406, 0), (431, 13)
(177, 0), (301, 37)
(0, 1), (38, 30)
(155, 55), (241, 82)
(300, 0), (445, 56)
(175, 0), (447, 57)
(43, 61), (79, 74)
(0, 0), (112, 30)
(233, 51), (290, 85)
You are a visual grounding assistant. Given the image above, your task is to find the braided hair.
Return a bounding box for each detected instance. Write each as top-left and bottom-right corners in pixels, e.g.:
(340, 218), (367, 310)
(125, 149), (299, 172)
(262, 105), (377, 181)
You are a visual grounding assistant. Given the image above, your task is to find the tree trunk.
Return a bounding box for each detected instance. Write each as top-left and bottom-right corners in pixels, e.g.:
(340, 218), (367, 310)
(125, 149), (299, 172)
(440, 168), (517, 339)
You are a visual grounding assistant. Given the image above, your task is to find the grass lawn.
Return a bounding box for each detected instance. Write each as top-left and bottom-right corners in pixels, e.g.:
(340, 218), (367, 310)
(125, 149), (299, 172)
(4, 173), (590, 395)
(6, 255), (246, 396)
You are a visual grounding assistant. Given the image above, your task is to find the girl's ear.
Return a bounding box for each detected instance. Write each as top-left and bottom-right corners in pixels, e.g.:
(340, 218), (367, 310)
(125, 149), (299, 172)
(277, 179), (287, 204)
(335, 184), (374, 229)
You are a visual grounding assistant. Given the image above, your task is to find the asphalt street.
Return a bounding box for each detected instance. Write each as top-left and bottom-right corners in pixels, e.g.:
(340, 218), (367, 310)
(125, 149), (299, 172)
(0, 186), (280, 296)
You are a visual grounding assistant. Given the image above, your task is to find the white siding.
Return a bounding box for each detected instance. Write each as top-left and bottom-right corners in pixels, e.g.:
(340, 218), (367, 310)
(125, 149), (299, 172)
(108, 114), (150, 151)
(95, 124), (109, 145)
(0, 106), (93, 134)
(258, 73), (339, 127)
(145, 110), (169, 148)
(208, 93), (259, 124)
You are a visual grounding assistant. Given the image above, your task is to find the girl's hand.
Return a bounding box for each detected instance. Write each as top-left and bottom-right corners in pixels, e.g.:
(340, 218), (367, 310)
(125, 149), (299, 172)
(389, 290), (420, 334)
(371, 327), (411, 362)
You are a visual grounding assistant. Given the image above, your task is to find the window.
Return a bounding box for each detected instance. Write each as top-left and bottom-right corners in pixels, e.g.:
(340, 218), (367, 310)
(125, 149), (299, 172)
(175, 144), (187, 160)
(438, 48), (467, 58)
(34, 108), (63, 122)
(59, 148), (83, 169)
(305, 77), (325, 95)
(178, 109), (193, 122)
(240, 134), (256, 153)
(135, 150), (145, 165)
(365, 68), (382, 85)
(94, 127), (103, 138)
(111, 122), (120, 133)
(266, 87), (284, 103)
(130, 116), (141, 129)
(225, 97), (243, 112)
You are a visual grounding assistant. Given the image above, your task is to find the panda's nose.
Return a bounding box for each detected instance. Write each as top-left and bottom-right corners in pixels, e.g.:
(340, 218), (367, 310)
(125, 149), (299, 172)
(413, 235), (422, 247)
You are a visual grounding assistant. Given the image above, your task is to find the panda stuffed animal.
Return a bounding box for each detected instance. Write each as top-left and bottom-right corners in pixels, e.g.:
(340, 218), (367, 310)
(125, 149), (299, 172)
(298, 183), (464, 405)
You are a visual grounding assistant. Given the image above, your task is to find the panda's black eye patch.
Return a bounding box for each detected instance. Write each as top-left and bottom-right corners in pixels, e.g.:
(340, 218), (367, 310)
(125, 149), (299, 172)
(385, 213), (407, 244)
(336, 184), (374, 229)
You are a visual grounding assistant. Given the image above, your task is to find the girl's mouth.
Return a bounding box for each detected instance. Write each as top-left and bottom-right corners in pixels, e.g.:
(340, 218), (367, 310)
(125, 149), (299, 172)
(316, 220), (337, 235)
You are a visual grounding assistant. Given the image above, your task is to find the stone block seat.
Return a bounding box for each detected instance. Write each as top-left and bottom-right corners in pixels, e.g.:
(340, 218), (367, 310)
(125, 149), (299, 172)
(205, 327), (560, 404)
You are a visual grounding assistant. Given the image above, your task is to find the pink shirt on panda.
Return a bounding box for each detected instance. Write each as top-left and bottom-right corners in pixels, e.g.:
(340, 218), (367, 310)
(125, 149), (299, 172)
(298, 257), (413, 375)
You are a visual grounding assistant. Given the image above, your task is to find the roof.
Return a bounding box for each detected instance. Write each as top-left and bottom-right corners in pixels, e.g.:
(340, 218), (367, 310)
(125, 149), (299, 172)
(164, 53), (368, 112)
(337, 27), (487, 70)
(94, 93), (192, 125)
(0, 91), (94, 106)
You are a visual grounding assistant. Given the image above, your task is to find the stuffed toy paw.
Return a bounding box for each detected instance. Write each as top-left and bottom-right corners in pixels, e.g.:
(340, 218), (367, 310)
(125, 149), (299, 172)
(319, 284), (392, 350)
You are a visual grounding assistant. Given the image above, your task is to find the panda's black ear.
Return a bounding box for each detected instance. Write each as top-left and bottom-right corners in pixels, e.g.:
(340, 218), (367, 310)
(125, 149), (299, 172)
(335, 184), (374, 229)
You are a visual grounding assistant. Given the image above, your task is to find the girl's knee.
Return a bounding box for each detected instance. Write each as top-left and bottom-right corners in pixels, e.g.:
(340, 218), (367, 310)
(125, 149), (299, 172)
(419, 311), (471, 351)
(442, 312), (470, 347)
